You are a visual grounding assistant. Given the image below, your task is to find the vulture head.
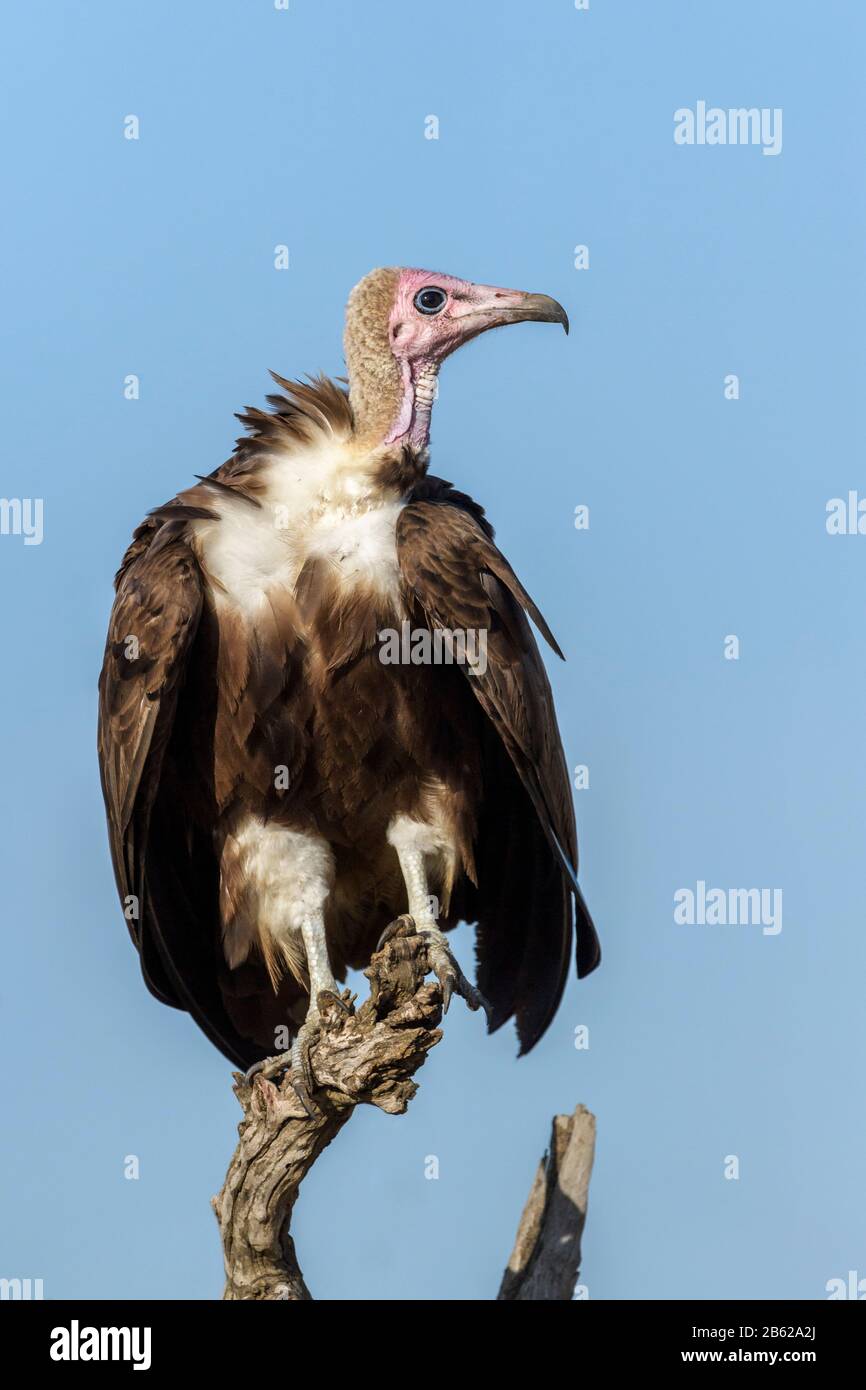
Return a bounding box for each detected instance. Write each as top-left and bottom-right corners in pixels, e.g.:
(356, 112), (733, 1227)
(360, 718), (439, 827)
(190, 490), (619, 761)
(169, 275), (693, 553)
(344, 267), (569, 451)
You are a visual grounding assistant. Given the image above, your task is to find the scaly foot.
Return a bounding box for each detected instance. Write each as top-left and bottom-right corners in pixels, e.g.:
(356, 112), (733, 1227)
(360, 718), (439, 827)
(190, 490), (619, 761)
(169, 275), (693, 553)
(377, 916), (492, 1023)
(242, 989), (351, 1116)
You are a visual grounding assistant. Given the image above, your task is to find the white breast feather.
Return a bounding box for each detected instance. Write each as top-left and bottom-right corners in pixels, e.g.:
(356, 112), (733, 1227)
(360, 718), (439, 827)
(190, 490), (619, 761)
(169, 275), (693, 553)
(194, 441), (405, 616)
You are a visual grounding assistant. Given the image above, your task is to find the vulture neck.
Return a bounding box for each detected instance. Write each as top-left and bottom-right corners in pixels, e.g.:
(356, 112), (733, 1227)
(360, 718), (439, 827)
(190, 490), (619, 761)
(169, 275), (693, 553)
(347, 339), (438, 456)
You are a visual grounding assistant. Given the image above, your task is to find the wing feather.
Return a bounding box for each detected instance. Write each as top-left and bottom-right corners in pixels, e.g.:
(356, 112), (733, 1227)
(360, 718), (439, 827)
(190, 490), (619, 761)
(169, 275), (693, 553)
(397, 487), (600, 1050)
(98, 525), (203, 936)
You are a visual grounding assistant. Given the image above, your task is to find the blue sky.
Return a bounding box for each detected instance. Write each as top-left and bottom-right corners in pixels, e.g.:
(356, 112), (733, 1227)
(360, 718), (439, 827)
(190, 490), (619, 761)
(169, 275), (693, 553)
(2, 1), (864, 1300)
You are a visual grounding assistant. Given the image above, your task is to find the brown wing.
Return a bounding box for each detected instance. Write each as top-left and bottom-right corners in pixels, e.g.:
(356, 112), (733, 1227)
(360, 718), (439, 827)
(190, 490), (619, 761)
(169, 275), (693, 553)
(397, 488), (600, 1052)
(98, 519), (202, 959)
(97, 519), (261, 1067)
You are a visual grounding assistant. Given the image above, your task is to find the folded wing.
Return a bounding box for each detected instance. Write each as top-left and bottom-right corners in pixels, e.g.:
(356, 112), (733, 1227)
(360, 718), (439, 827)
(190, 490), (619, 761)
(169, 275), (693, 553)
(397, 482), (600, 1051)
(97, 519), (260, 1067)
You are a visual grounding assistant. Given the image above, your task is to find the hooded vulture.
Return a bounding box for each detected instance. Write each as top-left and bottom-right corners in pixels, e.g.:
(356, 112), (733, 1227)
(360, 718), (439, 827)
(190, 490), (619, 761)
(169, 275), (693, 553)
(98, 266), (600, 1095)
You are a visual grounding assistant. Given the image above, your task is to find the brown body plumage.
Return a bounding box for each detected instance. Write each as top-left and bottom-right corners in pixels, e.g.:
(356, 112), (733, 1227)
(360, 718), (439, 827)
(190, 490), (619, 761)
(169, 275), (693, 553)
(98, 268), (600, 1070)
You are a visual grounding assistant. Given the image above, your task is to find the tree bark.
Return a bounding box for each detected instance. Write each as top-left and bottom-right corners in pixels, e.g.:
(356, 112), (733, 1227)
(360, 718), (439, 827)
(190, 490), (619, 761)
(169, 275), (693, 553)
(213, 918), (596, 1301)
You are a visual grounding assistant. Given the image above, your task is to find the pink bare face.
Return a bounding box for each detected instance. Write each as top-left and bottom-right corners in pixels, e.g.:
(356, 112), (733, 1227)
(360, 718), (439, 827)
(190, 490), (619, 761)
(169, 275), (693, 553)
(387, 268), (569, 370)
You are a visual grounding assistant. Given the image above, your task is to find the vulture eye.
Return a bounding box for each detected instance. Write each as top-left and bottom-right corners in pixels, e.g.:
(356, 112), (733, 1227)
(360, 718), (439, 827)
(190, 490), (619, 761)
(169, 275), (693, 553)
(414, 286), (447, 315)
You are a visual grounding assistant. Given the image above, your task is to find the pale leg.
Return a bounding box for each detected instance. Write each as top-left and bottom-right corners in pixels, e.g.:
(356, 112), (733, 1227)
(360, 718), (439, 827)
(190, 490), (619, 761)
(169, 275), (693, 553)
(387, 815), (489, 1018)
(234, 823), (344, 1109)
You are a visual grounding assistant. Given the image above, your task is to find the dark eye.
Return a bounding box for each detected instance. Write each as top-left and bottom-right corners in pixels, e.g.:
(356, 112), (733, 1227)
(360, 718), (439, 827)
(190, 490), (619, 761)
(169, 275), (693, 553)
(414, 286), (447, 315)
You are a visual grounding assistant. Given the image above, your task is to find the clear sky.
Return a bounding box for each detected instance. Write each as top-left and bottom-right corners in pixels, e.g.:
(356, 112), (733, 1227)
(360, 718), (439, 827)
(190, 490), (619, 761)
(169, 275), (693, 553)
(2, 1), (864, 1301)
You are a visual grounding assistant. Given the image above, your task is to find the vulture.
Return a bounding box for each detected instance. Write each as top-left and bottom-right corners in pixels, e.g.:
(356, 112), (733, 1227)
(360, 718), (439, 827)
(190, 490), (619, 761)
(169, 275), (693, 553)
(98, 266), (600, 1099)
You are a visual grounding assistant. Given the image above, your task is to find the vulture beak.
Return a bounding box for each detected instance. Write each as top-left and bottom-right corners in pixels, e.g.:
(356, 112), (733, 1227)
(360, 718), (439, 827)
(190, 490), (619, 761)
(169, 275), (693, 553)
(455, 285), (569, 338)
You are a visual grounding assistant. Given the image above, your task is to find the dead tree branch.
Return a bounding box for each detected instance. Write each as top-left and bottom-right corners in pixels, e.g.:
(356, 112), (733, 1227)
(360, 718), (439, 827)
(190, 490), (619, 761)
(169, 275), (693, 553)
(213, 919), (442, 1300)
(498, 1104), (597, 1300)
(212, 918), (597, 1301)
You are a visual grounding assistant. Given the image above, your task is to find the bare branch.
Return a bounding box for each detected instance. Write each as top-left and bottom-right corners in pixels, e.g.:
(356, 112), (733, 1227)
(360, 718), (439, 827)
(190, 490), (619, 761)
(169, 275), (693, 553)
(498, 1104), (596, 1301)
(213, 920), (442, 1300)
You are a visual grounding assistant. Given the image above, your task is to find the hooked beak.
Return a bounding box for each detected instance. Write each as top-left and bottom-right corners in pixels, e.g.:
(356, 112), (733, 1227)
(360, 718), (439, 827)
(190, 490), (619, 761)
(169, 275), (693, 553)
(454, 285), (569, 337)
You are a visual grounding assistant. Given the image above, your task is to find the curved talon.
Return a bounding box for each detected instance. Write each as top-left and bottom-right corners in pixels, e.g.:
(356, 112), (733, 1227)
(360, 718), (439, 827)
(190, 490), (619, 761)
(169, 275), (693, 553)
(376, 914), (417, 953)
(290, 1075), (318, 1118)
(243, 1052), (292, 1086)
(290, 1013), (322, 1104)
(316, 987), (353, 1022)
(419, 926), (492, 1025)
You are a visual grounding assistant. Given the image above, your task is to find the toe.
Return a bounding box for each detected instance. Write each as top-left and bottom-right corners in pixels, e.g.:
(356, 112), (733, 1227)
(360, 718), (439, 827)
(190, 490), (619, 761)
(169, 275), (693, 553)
(290, 1075), (318, 1118)
(376, 914), (417, 952)
(423, 933), (490, 1022)
(293, 1032), (315, 1094)
(243, 1052), (292, 1085)
(317, 987), (354, 1018)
